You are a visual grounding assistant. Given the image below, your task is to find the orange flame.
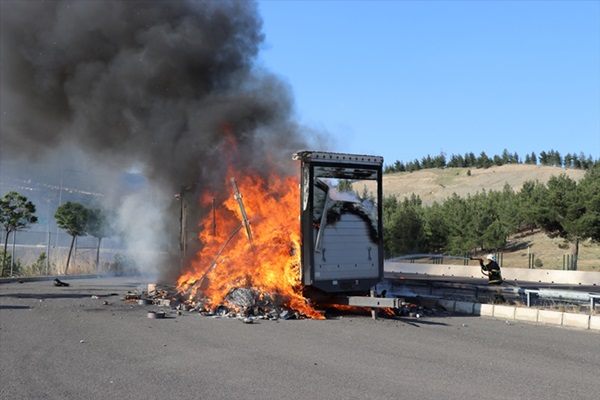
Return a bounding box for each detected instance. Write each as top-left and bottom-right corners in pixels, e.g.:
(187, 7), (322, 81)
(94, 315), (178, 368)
(177, 161), (324, 319)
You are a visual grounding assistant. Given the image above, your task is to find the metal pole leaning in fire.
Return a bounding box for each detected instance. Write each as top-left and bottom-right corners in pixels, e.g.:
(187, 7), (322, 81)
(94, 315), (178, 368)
(231, 178), (253, 244)
(182, 179), (254, 296)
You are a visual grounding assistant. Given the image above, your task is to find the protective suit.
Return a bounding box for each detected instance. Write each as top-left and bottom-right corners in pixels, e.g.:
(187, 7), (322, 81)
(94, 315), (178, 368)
(479, 254), (503, 285)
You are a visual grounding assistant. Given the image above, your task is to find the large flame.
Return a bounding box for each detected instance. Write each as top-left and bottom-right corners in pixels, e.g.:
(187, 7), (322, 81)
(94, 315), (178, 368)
(177, 161), (323, 319)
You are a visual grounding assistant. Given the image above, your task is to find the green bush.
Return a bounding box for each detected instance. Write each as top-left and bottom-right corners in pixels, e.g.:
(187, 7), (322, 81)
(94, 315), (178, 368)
(0, 250), (11, 276)
(0, 250), (21, 276)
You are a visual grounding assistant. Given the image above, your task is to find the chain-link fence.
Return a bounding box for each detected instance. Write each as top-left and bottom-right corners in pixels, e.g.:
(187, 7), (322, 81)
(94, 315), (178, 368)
(0, 230), (170, 277)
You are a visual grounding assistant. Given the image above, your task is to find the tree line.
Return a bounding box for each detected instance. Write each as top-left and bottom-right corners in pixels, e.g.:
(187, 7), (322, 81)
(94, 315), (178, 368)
(384, 149), (599, 174)
(380, 167), (600, 265)
(3, 158), (599, 275)
(0, 192), (112, 276)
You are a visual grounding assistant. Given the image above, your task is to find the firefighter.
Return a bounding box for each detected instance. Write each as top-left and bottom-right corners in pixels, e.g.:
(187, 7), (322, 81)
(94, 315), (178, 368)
(472, 254), (503, 285)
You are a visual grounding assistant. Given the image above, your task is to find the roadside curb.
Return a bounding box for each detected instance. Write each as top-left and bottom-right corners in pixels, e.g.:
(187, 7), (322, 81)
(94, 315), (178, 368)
(437, 299), (600, 331)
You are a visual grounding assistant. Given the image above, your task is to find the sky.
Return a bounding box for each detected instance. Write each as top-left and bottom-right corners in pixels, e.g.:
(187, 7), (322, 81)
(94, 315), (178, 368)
(257, 0), (600, 166)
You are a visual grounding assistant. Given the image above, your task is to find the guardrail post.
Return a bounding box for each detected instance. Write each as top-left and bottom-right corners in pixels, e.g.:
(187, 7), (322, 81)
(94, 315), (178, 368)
(591, 295), (600, 316)
(525, 290), (540, 307)
(528, 253), (534, 269)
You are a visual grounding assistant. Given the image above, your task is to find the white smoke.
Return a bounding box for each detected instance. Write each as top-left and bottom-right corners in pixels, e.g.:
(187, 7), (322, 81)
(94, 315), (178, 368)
(116, 187), (173, 276)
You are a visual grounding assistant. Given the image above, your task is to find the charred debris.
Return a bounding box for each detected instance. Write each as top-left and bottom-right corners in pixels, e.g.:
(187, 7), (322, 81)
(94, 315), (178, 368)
(120, 283), (439, 323)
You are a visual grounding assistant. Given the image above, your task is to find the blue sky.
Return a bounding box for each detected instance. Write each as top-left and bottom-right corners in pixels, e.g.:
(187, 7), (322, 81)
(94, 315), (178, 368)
(257, 0), (600, 166)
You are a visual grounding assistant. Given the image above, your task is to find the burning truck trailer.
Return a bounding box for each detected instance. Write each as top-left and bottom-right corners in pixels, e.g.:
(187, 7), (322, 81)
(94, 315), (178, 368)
(171, 151), (406, 320)
(293, 151), (405, 314)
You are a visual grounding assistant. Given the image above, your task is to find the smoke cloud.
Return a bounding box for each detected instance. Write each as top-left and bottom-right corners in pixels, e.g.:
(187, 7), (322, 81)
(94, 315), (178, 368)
(0, 0), (328, 278)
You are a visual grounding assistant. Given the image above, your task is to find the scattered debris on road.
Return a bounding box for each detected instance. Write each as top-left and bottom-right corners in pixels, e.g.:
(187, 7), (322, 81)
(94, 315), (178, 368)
(53, 278), (70, 287)
(147, 311), (166, 319)
(124, 282), (439, 323)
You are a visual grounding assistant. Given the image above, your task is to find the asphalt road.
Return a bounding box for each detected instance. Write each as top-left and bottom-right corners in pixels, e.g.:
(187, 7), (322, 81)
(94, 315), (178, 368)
(1, 277), (599, 400)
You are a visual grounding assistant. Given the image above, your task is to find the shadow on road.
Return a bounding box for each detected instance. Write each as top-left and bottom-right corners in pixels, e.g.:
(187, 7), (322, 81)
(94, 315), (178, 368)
(0, 305), (32, 310)
(0, 291), (121, 300)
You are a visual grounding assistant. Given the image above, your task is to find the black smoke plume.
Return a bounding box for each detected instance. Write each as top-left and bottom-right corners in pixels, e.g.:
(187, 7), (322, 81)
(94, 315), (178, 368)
(0, 0), (326, 278)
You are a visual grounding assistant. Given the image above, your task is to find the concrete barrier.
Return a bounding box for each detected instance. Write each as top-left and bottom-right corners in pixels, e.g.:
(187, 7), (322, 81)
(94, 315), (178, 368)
(562, 313), (590, 329)
(515, 307), (539, 322)
(474, 303), (494, 317)
(438, 299), (598, 331)
(437, 299), (455, 312)
(590, 316), (600, 331)
(454, 301), (474, 314)
(493, 305), (516, 319)
(536, 310), (564, 326)
(386, 262), (600, 286)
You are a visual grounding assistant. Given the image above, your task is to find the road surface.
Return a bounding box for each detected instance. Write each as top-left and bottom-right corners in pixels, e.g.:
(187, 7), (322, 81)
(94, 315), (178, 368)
(1, 277), (598, 400)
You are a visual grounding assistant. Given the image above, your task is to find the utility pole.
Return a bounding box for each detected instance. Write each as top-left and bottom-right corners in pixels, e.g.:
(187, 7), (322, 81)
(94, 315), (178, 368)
(175, 184), (196, 270)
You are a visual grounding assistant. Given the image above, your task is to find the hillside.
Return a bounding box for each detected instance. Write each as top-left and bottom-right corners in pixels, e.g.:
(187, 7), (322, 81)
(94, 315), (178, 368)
(358, 165), (598, 271)
(367, 164), (586, 206)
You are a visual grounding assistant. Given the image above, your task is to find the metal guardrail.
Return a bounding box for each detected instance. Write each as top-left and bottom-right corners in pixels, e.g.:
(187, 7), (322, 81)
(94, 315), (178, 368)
(385, 261), (600, 286)
(381, 276), (600, 314)
(524, 289), (600, 312)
